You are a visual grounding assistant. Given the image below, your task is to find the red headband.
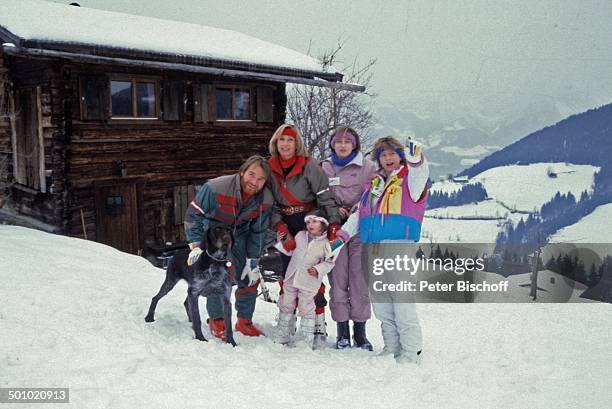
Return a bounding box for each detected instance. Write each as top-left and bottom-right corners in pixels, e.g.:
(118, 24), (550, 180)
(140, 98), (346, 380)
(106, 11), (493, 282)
(281, 127), (297, 138)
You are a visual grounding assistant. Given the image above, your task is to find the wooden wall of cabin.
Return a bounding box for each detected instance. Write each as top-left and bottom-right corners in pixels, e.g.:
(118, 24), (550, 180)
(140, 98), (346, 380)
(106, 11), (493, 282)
(60, 63), (286, 253)
(1, 55), (66, 229)
(0, 49), (10, 208)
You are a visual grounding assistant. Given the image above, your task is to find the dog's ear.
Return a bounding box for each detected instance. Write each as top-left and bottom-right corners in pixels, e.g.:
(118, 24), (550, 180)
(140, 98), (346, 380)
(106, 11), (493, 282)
(227, 226), (234, 247)
(204, 225), (218, 250)
(199, 229), (210, 252)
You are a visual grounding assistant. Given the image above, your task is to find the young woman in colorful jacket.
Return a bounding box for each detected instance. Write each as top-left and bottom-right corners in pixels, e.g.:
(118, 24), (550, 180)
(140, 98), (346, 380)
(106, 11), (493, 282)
(340, 136), (429, 363)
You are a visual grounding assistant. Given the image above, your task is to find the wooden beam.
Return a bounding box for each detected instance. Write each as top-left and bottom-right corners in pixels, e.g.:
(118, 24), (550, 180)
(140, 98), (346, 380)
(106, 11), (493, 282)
(36, 86), (46, 193)
(8, 86), (23, 185)
(2, 46), (366, 92)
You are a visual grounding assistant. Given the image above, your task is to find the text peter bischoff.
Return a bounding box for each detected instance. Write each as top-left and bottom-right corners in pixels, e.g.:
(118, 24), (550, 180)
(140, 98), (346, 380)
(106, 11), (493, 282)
(369, 254), (510, 294)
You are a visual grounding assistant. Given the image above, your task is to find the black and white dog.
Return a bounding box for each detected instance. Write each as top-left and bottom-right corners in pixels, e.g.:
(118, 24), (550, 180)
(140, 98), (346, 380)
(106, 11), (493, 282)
(145, 224), (236, 346)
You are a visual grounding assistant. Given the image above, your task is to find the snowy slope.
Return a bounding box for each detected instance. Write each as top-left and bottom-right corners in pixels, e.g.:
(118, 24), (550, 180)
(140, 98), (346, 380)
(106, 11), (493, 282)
(550, 202), (612, 244)
(425, 162), (600, 243)
(427, 200), (510, 220)
(2, 226), (612, 409)
(471, 163), (598, 213)
(421, 217), (502, 243)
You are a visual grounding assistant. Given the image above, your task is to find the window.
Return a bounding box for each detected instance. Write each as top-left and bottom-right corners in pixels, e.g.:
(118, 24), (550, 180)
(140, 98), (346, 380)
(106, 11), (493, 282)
(214, 86), (251, 121)
(110, 78), (159, 119)
(105, 196), (124, 216)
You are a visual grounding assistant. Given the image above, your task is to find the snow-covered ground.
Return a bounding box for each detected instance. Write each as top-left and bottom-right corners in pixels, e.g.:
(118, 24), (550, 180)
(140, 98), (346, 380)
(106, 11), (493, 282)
(2, 226), (611, 409)
(427, 199), (510, 220)
(426, 162), (601, 243)
(421, 217), (502, 243)
(550, 202), (612, 244)
(472, 163), (598, 213)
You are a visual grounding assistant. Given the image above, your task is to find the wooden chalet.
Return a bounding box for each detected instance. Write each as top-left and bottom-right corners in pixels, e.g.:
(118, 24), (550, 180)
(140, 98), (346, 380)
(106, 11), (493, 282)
(0, 0), (362, 256)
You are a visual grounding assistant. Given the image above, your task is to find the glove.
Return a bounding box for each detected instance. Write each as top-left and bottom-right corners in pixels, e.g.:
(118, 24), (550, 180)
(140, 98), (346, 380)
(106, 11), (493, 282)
(307, 267), (318, 277)
(327, 223), (341, 241)
(241, 258), (261, 287)
(187, 247), (203, 266)
(274, 221), (289, 237)
(404, 138), (423, 164)
(326, 237), (344, 261)
(326, 237), (345, 262)
(281, 235), (296, 252)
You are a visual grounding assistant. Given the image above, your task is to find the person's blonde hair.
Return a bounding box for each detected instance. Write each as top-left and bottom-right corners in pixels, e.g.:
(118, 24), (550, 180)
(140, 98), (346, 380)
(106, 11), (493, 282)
(268, 124), (307, 157)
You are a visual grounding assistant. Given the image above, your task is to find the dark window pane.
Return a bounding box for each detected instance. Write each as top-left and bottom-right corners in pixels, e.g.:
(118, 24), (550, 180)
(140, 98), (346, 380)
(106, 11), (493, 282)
(111, 81), (132, 117)
(81, 75), (108, 120)
(136, 82), (156, 117)
(235, 89), (251, 120)
(106, 196), (123, 216)
(215, 88), (232, 119)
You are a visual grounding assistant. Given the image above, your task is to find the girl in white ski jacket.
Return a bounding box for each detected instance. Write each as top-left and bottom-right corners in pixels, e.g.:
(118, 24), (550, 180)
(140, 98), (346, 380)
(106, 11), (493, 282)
(274, 214), (335, 346)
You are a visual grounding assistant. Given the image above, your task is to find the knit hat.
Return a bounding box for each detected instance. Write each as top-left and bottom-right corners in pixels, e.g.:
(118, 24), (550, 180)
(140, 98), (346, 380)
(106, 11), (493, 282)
(331, 130), (356, 149)
(329, 126), (361, 153)
(304, 213), (329, 227)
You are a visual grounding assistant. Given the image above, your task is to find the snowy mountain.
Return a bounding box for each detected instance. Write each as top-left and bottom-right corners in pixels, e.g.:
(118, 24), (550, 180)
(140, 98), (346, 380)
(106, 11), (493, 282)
(2, 225), (612, 409)
(373, 95), (589, 180)
(459, 102), (612, 179)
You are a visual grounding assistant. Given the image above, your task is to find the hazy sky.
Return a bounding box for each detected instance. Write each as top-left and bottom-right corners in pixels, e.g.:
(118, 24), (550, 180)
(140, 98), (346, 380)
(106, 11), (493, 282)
(49, 0), (612, 115)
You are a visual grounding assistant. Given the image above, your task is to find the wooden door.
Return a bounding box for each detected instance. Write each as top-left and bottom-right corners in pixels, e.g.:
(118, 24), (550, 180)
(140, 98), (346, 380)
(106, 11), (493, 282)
(95, 183), (141, 254)
(13, 86), (45, 191)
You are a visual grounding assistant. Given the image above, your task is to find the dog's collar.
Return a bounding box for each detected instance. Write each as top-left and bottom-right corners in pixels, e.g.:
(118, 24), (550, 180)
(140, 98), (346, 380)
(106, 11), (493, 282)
(206, 249), (232, 268)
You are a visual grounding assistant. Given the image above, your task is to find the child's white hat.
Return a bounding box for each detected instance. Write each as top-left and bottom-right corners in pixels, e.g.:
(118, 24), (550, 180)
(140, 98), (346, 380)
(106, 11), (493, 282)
(304, 213), (329, 226)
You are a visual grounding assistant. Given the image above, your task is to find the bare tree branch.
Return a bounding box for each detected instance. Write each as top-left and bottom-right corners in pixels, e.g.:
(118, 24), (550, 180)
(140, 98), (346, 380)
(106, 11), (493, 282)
(287, 39), (377, 160)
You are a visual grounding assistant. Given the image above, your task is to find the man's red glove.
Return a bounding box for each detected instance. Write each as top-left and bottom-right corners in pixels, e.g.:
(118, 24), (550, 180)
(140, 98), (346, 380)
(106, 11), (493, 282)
(328, 223), (341, 241)
(282, 235), (296, 252)
(274, 221), (289, 236)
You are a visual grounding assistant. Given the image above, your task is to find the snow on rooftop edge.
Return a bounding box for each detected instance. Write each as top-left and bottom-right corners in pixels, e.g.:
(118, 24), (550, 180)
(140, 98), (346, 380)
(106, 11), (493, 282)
(0, 0), (326, 74)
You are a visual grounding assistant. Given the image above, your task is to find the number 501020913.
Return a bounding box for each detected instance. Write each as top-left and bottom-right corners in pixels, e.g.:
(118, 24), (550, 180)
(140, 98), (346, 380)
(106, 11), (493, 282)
(0, 388), (69, 403)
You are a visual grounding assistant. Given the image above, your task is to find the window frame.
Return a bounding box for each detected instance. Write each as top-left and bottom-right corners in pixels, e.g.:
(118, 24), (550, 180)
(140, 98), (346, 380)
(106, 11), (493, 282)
(109, 75), (161, 120)
(212, 84), (254, 123)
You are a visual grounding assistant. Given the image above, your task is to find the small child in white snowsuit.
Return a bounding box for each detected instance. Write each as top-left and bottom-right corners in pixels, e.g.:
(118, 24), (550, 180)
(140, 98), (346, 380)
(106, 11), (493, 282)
(274, 213), (335, 346)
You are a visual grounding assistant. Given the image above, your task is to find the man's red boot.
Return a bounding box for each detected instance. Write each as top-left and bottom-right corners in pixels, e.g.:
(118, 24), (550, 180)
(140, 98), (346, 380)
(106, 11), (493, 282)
(208, 318), (226, 340)
(235, 318), (263, 337)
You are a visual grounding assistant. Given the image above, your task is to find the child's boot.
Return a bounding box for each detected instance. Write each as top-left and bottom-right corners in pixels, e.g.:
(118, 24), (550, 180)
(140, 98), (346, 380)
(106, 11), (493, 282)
(299, 317), (316, 349)
(274, 312), (296, 344)
(313, 313), (327, 349)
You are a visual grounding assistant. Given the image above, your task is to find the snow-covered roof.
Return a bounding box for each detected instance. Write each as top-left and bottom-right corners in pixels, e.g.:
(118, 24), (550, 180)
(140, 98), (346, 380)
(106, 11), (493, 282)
(0, 0), (352, 87)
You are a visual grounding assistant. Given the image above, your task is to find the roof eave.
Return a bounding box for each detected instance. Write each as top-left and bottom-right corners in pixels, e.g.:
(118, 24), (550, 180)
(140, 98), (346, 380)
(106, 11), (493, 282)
(1, 44), (365, 92)
(22, 38), (344, 83)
